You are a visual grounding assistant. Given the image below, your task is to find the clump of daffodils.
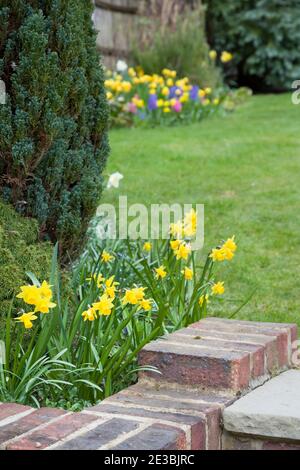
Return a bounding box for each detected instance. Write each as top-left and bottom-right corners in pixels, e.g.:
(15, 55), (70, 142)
(210, 236), (237, 262)
(83, 272), (154, 323)
(16, 281), (56, 328)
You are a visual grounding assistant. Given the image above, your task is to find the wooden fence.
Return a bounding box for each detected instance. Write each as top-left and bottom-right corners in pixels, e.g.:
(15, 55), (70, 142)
(93, 0), (200, 68)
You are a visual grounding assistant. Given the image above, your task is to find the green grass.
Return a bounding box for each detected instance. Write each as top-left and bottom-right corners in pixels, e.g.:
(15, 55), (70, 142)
(104, 94), (300, 329)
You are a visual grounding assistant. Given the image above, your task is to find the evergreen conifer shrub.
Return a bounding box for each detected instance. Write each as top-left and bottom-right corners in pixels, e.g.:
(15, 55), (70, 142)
(0, 0), (109, 260)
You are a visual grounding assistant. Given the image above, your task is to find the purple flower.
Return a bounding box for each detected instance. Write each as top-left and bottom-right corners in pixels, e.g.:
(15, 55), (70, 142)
(148, 93), (158, 111)
(169, 86), (183, 99)
(190, 85), (199, 101)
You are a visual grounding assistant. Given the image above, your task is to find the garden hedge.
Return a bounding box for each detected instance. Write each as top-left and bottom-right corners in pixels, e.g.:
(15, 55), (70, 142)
(204, 0), (300, 91)
(0, 0), (109, 261)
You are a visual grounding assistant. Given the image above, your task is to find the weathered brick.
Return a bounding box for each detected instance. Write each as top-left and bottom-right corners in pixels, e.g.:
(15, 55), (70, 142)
(113, 423), (186, 450)
(0, 408), (66, 449)
(90, 403), (205, 450)
(167, 332), (266, 380)
(192, 318), (297, 368)
(0, 403), (33, 423)
(53, 418), (141, 450)
(7, 412), (98, 450)
(88, 383), (230, 450)
(139, 341), (251, 392)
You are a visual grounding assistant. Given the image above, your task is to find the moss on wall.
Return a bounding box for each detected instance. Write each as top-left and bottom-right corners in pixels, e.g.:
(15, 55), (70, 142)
(0, 200), (52, 322)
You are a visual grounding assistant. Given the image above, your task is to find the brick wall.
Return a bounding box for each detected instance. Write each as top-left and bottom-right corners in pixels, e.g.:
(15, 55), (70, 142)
(0, 318), (297, 450)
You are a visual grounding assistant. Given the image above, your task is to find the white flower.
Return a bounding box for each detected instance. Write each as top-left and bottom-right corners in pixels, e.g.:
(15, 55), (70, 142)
(107, 172), (124, 189)
(116, 60), (128, 73)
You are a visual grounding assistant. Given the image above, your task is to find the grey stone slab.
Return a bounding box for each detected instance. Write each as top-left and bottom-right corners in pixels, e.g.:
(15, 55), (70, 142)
(223, 370), (300, 441)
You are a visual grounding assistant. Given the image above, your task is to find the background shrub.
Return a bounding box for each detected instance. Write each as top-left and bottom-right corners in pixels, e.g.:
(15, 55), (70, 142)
(0, 200), (52, 327)
(0, 0), (109, 261)
(204, 0), (300, 91)
(132, 1), (221, 87)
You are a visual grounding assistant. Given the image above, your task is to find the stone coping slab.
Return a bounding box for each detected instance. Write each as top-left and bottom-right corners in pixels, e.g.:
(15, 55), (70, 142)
(223, 369), (300, 441)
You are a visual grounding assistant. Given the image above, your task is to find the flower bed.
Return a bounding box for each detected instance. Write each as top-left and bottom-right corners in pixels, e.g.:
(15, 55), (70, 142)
(0, 210), (238, 410)
(104, 54), (250, 128)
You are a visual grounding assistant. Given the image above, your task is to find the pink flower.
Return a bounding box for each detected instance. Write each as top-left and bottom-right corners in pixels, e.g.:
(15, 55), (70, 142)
(172, 100), (182, 113)
(127, 102), (137, 114)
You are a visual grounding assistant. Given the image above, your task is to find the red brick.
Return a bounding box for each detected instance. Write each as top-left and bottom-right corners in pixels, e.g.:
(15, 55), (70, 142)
(89, 382), (231, 450)
(0, 403), (33, 422)
(139, 340), (251, 393)
(113, 423), (187, 450)
(7, 412), (98, 450)
(0, 408), (66, 448)
(191, 318), (297, 369)
(167, 331), (266, 380)
(53, 418), (141, 450)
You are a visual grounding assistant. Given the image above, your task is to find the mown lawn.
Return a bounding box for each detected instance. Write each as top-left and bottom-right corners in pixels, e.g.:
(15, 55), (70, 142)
(104, 94), (300, 329)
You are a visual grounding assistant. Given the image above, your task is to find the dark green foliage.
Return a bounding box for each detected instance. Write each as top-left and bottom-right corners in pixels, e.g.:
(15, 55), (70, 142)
(0, 0), (109, 260)
(204, 0), (300, 91)
(0, 200), (52, 325)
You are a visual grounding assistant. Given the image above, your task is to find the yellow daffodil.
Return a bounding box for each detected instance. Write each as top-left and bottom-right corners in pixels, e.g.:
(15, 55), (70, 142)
(122, 287), (145, 305)
(221, 51), (233, 63)
(104, 276), (119, 299)
(35, 297), (56, 314)
(183, 209), (197, 237)
(106, 91), (113, 100)
(128, 67), (136, 77)
(198, 89), (206, 98)
(212, 281), (225, 295)
(155, 266), (167, 279)
(209, 50), (217, 60)
(132, 287), (146, 301)
(199, 294), (210, 307)
(182, 267), (193, 281)
(170, 239), (183, 251)
(162, 87), (169, 97)
(17, 281), (56, 314)
(163, 107), (171, 113)
(210, 237), (237, 262)
(210, 247), (226, 262)
(93, 294), (114, 316)
(143, 242), (152, 252)
(82, 307), (97, 322)
(223, 236), (237, 253)
(205, 87), (212, 95)
(213, 98), (220, 106)
(122, 289), (139, 305)
(86, 273), (105, 288)
(15, 312), (38, 329)
(138, 298), (152, 312)
(122, 81), (132, 93)
(39, 281), (53, 300)
(101, 250), (114, 263)
(174, 242), (191, 261)
(170, 221), (184, 238)
(16, 285), (40, 305)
